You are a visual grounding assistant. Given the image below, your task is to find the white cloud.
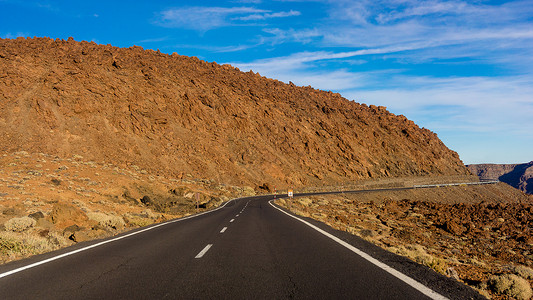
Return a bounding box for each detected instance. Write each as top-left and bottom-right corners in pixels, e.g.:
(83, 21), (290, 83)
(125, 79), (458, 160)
(156, 7), (266, 31)
(230, 43), (436, 74)
(349, 75), (533, 164)
(261, 28), (322, 45)
(1, 32), (29, 39)
(231, 0), (262, 3)
(156, 6), (300, 31)
(262, 1), (533, 61)
(349, 76), (533, 136)
(137, 37), (169, 44)
(235, 10), (300, 21)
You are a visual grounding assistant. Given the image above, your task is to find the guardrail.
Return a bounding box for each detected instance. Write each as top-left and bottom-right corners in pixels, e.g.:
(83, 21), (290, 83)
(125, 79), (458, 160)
(413, 181), (499, 189)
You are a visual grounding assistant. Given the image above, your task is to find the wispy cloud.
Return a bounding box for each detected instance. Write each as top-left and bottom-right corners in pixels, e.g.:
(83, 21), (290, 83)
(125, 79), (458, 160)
(351, 75), (533, 134)
(231, 43), (436, 74)
(235, 10), (300, 21)
(155, 6), (300, 31)
(137, 37), (169, 44)
(171, 42), (261, 53)
(261, 28), (321, 45)
(231, 0), (262, 3)
(260, 1), (532, 55)
(156, 7), (265, 31)
(1, 32), (30, 39)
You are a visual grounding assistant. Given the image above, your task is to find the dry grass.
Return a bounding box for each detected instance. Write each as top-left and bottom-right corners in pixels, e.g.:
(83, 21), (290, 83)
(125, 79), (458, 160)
(388, 244), (448, 275)
(488, 274), (532, 300)
(4, 217), (36, 232)
(515, 265), (533, 280)
(87, 212), (125, 230)
(0, 230), (70, 263)
(123, 213), (155, 227)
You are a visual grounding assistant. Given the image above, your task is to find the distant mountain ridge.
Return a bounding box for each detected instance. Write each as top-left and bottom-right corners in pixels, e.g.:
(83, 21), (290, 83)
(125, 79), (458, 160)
(467, 162), (533, 194)
(0, 37), (470, 188)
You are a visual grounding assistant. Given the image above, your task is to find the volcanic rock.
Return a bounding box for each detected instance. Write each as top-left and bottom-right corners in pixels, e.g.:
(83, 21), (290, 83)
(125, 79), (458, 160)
(0, 37), (470, 187)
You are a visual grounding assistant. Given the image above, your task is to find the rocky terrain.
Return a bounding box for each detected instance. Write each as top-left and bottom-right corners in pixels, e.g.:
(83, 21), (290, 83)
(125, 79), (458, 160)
(0, 37), (469, 189)
(277, 183), (533, 299)
(468, 162), (533, 195)
(0, 151), (253, 264)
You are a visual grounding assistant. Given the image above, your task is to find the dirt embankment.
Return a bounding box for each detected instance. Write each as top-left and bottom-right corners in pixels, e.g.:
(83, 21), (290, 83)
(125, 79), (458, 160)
(277, 183), (533, 299)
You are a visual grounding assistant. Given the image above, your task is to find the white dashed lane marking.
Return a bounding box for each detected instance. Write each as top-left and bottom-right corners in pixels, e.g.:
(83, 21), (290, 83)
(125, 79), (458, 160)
(220, 227), (227, 233)
(195, 244), (213, 259)
(230, 219), (235, 223)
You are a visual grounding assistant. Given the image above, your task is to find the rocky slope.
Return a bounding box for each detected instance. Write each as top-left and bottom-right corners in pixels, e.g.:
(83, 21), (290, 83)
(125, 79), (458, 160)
(468, 162), (533, 194)
(0, 37), (469, 188)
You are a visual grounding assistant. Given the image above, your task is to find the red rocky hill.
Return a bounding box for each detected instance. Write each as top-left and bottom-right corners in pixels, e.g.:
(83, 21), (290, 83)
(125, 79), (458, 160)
(0, 37), (470, 188)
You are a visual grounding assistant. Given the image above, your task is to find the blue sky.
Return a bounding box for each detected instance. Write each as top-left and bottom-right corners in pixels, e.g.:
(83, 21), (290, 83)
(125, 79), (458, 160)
(1, 0), (532, 164)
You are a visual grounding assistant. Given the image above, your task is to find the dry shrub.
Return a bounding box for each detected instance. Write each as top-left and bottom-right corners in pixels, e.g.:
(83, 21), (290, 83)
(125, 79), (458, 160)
(46, 231), (71, 248)
(0, 231), (67, 263)
(276, 199), (287, 206)
(488, 274), (532, 300)
(298, 198), (313, 206)
(4, 216), (36, 232)
(71, 199), (89, 212)
(515, 265), (533, 280)
(87, 212), (125, 230)
(123, 213), (154, 227)
(140, 209), (160, 220)
(390, 244), (448, 275)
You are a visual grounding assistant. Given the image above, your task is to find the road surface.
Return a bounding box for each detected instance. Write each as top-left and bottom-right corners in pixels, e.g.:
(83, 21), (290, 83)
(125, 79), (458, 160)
(0, 193), (483, 299)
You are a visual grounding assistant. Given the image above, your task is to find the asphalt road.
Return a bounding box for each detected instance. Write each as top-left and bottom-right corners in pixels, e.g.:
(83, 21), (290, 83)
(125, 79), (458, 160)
(0, 193), (484, 299)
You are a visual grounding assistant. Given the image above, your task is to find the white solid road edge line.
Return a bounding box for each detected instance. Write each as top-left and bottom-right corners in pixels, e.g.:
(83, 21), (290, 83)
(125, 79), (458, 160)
(0, 198), (237, 279)
(195, 244), (213, 259)
(268, 200), (449, 300)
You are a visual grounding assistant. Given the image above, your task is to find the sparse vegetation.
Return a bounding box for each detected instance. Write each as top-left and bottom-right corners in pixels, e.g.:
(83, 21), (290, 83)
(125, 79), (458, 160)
(4, 217), (36, 232)
(388, 244), (448, 275)
(0, 231), (67, 263)
(488, 274), (532, 300)
(515, 265), (533, 280)
(87, 212), (125, 230)
(123, 213), (155, 227)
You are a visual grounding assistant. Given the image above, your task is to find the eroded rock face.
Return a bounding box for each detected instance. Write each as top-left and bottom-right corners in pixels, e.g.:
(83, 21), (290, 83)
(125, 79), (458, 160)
(468, 162), (533, 194)
(0, 37), (469, 187)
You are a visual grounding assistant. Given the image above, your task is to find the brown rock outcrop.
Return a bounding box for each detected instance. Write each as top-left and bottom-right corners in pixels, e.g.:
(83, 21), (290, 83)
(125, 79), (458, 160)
(0, 37), (469, 187)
